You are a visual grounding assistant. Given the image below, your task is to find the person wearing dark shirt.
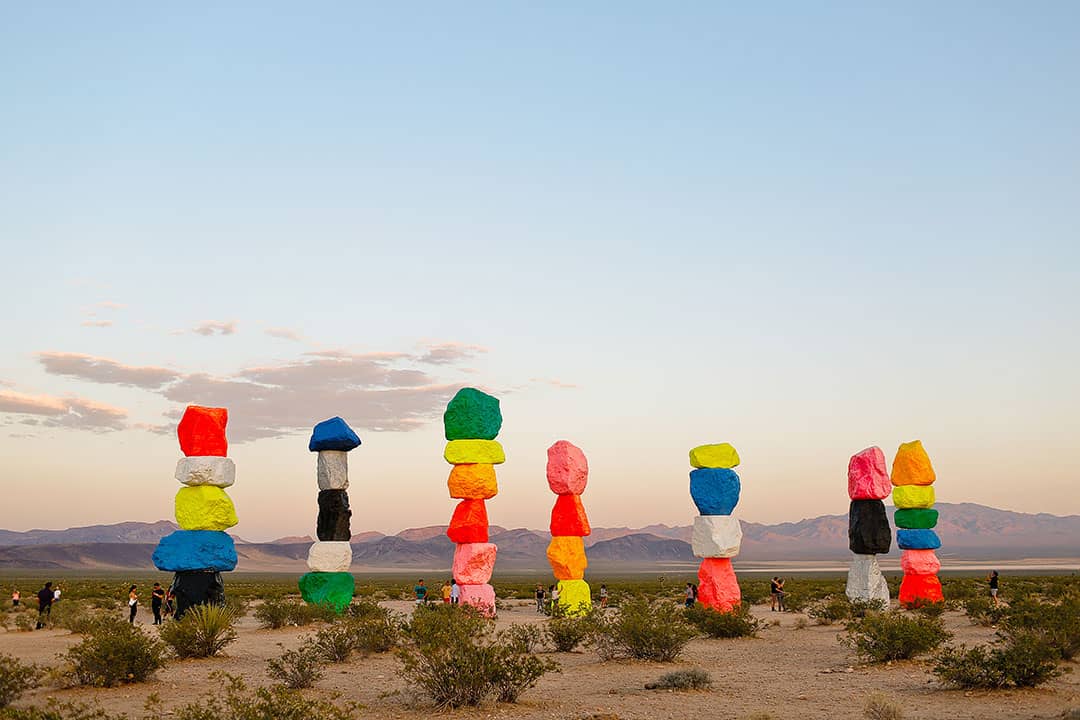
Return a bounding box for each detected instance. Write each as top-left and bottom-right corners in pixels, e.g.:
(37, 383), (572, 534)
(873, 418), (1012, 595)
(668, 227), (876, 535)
(35, 582), (53, 629)
(151, 583), (166, 625)
(988, 571), (1000, 606)
(413, 579), (427, 605)
(770, 577), (780, 611)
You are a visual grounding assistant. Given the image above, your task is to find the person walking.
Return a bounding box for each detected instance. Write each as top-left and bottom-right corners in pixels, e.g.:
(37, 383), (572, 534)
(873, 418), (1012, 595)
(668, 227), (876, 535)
(35, 582), (53, 629)
(535, 584), (545, 613)
(164, 588), (175, 618)
(599, 584), (608, 608)
(151, 583), (165, 625)
(440, 580), (452, 604)
(127, 585), (138, 624)
(413, 579), (427, 605)
(988, 571), (1000, 606)
(684, 582), (696, 608)
(11, 589), (19, 608)
(450, 579), (460, 605)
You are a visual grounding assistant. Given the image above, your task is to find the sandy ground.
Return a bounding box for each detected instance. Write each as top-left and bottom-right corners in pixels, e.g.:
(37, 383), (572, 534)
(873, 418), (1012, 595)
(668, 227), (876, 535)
(2, 600), (1077, 720)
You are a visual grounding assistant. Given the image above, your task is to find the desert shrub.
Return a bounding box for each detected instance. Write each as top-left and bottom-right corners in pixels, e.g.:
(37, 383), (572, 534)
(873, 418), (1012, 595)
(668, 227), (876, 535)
(842, 612), (950, 663)
(294, 602), (340, 625)
(1000, 595), (1080, 661)
(12, 614), (34, 633)
(781, 592), (811, 613)
(47, 603), (99, 634)
(644, 668), (711, 690)
(685, 603), (762, 638)
(160, 604), (238, 659)
(588, 596), (698, 662)
(963, 596), (1006, 626)
(345, 597), (387, 620)
(499, 623), (543, 654)
(0, 653), (42, 708)
(0, 699), (128, 720)
(849, 599), (888, 619)
(310, 624), (356, 663)
(266, 644), (325, 689)
(403, 603), (487, 649)
(793, 617), (809, 630)
(64, 617), (166, 687)
(254, 599), (293, 629)
(740, 581), (771, 605)
(545, 614), (593, 652)
(863, 692), (903, 720)
(224, 597), (248, 619)
(170, 672), (359, 720)
(808, 596), (852, 625)
(933, 632), (1062, 689)
(911, 601), (946, 619)
(491, 650), (556, 703)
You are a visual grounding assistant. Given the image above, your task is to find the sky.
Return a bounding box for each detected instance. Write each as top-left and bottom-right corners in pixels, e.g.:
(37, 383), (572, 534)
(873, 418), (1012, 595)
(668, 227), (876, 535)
(1, 3), (1078, 542)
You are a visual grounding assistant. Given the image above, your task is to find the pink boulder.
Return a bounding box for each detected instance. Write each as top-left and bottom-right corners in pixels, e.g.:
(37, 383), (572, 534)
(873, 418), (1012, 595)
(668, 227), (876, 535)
(459, 583), (496, 616)
(452, 543), (497, 585)
(547, 440), (588, 495)
(848, 446), (891, 500)
(696, 557), (741, 612)
(900, 549), (941, 576)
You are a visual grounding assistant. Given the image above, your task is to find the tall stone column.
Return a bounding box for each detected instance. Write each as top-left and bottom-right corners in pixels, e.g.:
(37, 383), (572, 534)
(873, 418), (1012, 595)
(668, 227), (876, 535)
(689, 443), (742, 613)
(892, 440), (943, 607)
(846, 446), (892, 605)
(545, 440), (591, 616)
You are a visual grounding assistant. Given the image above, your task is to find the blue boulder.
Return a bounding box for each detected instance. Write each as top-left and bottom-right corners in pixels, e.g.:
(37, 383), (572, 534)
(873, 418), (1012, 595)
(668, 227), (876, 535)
(152, 530), (237, 572)
(897, 528), (941, 550)
(309, 417), (361, 452)
(689, 468), (741, 515)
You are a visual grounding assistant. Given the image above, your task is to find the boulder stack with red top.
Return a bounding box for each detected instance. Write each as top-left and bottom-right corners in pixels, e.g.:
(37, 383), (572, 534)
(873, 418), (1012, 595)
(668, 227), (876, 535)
(152, 405), (236, 619)
(443, 388), (504, 616)
(892, 440), (943, 607)
(845, 446), (892, 605)
(688, 443), (743, 613)
(545, 440), (591, 615)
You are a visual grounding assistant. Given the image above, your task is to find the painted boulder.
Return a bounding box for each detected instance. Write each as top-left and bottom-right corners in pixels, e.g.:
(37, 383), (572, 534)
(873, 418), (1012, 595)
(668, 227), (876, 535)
(689, 443), (740, 469)
(689, 468), (741, 515)
(892, 485), (935, 509)
(898, 572), (944, 607)
(308, 417), (361, 452)
(556, 579), (592, 616)
(171, 571), (225, 620)
(444, 439), (505, 465)
(153, 530), (237, 572)
(447, 499), (489, 544)
(452, 542), (498, 585)
(891, 440), (936, 486)
(459, 583), (497, 616)
(175, 486), (238, 531)
(846, 554), (890, 605)
(177, 406), (228, 457)
(848, 499), (892, 555)
(447, 464), (498, 500)
(897, 528), (941, 550)
(894, 508), (939, 529)
(443, 388), (502, 441)
(317, 490), (353, 541)
(299, 571), (354, 612)
(546, 536), (587, 580)
(316, 451), (349, 490)
(550, 494), (591, 537)
(307, 541), (353, 573)
(175, 456), (235, 488)
(848, 446), (891, 500)
(691, 515), (742, 558)
(546, 440), (588, 495)
(900, 549), (941, 576)
(696, 557), (741, 612)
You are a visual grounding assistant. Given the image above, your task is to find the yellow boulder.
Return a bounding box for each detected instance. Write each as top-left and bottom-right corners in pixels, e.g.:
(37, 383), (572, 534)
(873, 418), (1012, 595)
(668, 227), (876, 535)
(547, 536), (587, 580)
(556, 579), (592, 616)
(690, 443), (740, 469)
(891, 440), (936, 486)
(175, 486), (238, 531)
(447, 464), (498, 499)
(892, 485), (935, 510)
(444, 440), (505, 465)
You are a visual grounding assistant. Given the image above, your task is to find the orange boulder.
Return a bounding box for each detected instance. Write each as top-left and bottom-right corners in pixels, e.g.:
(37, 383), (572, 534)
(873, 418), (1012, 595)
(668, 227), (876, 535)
(177, 406), (228, 457)
(891, 440), (936, 486)
(550, 494), (591, 537)
(447, 464), (498, 500)
(546, 536), (587, 580)
(898, 573), (944, 607)
(447, 499), (489, 544)
(696, 557), (741, 612)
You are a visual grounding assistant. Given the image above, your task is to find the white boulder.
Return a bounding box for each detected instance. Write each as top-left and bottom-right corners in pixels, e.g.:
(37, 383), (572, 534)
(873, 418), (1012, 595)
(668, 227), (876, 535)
(175, 457), (235, 488)
(691, 515), (742, 558)
(307, 541), (353, 573)
(317, 451), (349, 490)
(846, 553), (891, 605)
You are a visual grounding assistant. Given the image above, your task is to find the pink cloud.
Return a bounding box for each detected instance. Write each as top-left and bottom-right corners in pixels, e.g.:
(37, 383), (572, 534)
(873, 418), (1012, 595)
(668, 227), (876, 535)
(417, 342), (489, 365)
(191, 320), (237, 336)
(81, 320), (113, 328)
(37, 352), (180, 389)
(0, 389), (127, 431)
(265, 327), (304, 342)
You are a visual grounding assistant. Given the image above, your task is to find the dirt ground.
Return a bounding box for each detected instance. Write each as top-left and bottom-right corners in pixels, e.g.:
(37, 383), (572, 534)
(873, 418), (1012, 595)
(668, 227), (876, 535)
(2, 600), (1077, 720)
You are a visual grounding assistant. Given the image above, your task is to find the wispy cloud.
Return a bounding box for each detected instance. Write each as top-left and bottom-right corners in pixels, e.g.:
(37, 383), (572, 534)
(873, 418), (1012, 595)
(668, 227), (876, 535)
(0, 389), (127, 431)
(265, 327), (304, 342)
(98, 301), (126, 310)
(81, 320), (113, 328)
(530, 377), (580, 389)
(191, 320), (237, 336)
(37, 352), (181, 389)
(417, 342), (488, 365)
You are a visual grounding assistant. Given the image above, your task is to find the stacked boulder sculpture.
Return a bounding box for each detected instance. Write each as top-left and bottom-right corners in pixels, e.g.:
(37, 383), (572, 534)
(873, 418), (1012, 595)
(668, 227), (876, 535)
(689, 443), (742, 612)
(444, 388), (504, 616)
(153, 405), (236, 618)
(299, 417), (360, 612)
(892, 440), (943, 607)
(845, 447), (892, 605)
(545, 441), (591, 615)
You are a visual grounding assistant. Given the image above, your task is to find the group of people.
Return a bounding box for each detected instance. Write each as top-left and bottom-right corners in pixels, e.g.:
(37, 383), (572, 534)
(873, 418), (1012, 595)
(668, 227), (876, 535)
(13, 582), (63, 629)
(413, 578), (463, 605)
(128, 582), (174, 625)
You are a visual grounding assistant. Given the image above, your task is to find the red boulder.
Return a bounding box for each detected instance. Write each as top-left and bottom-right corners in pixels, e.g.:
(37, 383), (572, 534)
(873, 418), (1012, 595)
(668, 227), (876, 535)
(696, 557), (741, 612)
(447, 499), (489, 544)
(898, 573), (944, 607)
(550, 494), (591, 537)
(177, 406), (228, 457)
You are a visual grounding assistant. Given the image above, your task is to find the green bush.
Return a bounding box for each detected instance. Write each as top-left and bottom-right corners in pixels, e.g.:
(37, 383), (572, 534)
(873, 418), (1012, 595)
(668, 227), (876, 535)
(160, 604), (238, 659)
(933, 632), (1062, 689)
(63, 618), (166, 687)
(588, 596), (698, 662)
(808, 596), (852, 625)
(0, 699), (127, 720)
(499, 623), (543, 654)
(644, 668), (711, 690)
(254, 600), (338, 630)
(962, 596), (1006, 627)
(1000, 595), (1080, 661)
(403, 603), (487, 650)
(0, 653), (42, 708)
(685, 603), (762, 638)
(545, 614), (593, 652)
(491, 650), (556, 704)
(911, 601), (946, 619)
(266, 645), (325, 689)
(842, 612), (950, 663)
(46, 603), (100, 634)
(849, 599), (888, 619)
(169, 673), (359, 720)
(309, 624), (355, 663)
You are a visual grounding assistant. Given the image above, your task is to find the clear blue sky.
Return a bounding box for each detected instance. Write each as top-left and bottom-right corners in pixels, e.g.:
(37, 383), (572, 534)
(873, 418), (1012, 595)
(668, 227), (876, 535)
(1, 3), (1078, 540)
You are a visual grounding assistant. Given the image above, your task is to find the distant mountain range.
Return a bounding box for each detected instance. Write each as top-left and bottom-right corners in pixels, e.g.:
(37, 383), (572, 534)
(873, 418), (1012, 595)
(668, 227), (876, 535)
(0, 503), (1076, 572)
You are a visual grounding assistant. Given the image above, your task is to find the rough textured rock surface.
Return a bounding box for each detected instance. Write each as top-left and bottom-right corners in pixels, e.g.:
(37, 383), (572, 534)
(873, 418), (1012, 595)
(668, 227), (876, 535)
(447, 499), (489, 544)
(444, 439), (505, 465)
(546, 440), (589, 495)
(452, 542), (498, 585)
(170, 571), (225, 620)
(897, 528), (941, 550)
(308, 416), (361, 452)
(316, 451), (349, 490)
(174, 486), (238, 531)
(316, 490), (353, 541)
(307, 541), (353, 573)
(689, 468), (741, 515)
(298, 571), (354, 612)
(848, 499), (892, 554)
(894, 508), (939, 529)
(550, 494), (591, 537)
(556, 579), (592, 616)
(447, 464), (498, 499)
(892, 485), (935, 509)
(177, 406), (228, 457)
(891, 440), (936, 486)
(691, 515), (742, 558)
(899, 572), (944, 607)
(845, 554), (891, 604)
(153, 530), (237, 572)
(696, 557), (741, 612)
(689, 443), (740, 469)
(900, 549), (941, 576)
(443, 388), (502, 441)
(459, 583), (496, 616)
(546, 536), (587, 580)
(175, 456), (236, 488)
(847, 446), (891, 500)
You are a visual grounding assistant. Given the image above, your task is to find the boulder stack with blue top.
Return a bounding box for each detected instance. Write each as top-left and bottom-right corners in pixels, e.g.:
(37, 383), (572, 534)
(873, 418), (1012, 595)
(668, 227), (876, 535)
(689, 443), (742, 613)
(892, 440), (943, 606)
(845, 446), (892, 605)
(153, 405), (237, 618)
(299, 417), (360, 612)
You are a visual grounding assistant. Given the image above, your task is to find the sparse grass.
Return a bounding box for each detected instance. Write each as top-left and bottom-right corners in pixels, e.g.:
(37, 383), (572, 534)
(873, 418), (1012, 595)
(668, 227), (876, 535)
(644, 668), (712, 691)
(685, 603), (763, 638)
(545, 613), (594, 652)
(933, 632), (1063, 689)
(588, 596), (698, 662)
(266, 644), (325, 689)
(863, 692), (903, 720)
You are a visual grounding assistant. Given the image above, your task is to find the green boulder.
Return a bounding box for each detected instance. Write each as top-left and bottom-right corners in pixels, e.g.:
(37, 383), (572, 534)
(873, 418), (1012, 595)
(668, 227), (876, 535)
(894, 508), (938, 529)
(443, 388), (502, 440)
(299, 571), (354, 612)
